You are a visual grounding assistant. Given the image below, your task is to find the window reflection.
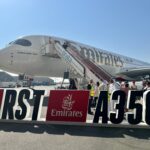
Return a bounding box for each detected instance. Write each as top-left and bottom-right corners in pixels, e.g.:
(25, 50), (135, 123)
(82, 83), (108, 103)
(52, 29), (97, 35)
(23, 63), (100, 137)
(14, 39), (32, 46)
(9, 39), (32, 46)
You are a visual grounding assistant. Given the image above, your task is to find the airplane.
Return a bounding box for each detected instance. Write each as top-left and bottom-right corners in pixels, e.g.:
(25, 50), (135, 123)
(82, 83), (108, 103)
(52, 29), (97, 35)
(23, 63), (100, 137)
(0, 35), (150, 83)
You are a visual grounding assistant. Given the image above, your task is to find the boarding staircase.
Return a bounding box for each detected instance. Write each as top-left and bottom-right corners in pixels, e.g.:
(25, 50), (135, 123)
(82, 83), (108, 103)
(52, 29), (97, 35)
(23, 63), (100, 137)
(54, 42), (112, 83)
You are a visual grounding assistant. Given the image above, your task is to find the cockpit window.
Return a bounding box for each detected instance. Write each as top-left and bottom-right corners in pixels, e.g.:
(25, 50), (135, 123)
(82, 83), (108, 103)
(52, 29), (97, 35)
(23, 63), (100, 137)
(13, 39), (32, 46)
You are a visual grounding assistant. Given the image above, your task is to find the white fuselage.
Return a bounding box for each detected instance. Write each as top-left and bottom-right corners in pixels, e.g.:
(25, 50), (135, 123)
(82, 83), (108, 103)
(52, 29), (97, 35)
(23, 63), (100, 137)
(0, 35), (149, 79)
(0, 36), (67, 77)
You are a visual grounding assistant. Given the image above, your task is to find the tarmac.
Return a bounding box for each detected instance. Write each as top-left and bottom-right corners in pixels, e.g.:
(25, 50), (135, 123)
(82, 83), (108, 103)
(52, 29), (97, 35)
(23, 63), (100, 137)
(0, 122), (150, 150)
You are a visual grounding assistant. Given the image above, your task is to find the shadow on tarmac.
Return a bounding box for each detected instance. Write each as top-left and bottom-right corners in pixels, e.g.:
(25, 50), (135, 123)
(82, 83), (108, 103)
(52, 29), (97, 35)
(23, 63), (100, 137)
(0, 122), (149, 139)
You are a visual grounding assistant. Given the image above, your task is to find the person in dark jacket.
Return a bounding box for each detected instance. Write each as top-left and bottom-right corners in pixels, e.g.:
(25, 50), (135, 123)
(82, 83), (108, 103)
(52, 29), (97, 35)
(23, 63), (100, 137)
(69, 78), (77, 90)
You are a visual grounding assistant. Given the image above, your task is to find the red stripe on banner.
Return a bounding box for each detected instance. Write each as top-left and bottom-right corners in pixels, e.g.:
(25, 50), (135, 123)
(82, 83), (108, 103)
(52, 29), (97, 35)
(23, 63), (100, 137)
(0, 89), (3, 107)
(46, 90), (89, 122)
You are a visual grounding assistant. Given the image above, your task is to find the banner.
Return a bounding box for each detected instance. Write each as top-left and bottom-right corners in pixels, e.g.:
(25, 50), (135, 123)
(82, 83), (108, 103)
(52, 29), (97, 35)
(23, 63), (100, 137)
(0, 88), (149, 128)
(46, 90), (89, 122)
(0, 89), (89, 123)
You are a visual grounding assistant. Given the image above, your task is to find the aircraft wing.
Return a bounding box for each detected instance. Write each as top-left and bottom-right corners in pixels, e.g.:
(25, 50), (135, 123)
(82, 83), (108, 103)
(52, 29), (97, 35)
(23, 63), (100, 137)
(117, 66), (150, 80)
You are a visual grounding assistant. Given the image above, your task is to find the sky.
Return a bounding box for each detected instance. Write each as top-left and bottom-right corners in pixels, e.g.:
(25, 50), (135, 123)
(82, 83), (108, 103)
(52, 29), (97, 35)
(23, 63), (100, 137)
(0, 0), (150, 62)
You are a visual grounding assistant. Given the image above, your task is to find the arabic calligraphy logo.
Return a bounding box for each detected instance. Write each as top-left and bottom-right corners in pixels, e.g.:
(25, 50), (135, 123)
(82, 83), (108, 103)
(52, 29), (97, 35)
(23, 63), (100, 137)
(62, 94), (75, 110)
